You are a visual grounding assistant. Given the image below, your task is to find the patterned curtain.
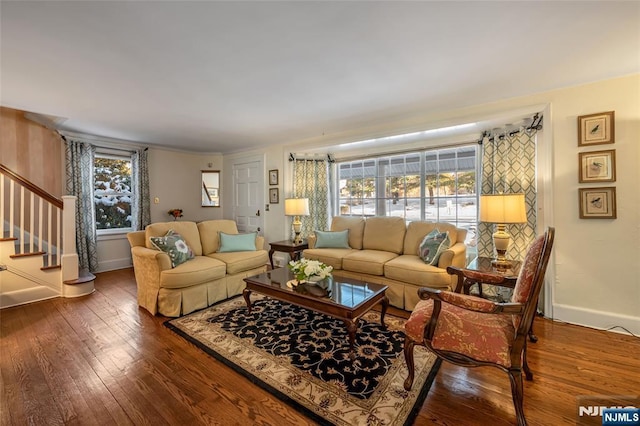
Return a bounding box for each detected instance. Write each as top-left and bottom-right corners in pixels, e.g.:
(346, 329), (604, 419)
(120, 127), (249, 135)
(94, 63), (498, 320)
(65, 139), (99, 272)
(293, 159), (330, 239)
(478, 129), (538, 262)
(131, 148), (151, 231)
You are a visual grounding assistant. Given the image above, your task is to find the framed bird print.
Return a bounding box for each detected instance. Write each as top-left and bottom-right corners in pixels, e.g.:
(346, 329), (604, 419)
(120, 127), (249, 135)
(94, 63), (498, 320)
(578, 149), (616, 183)
(579, 187), (616, 219)
(578, 111), (614, 146)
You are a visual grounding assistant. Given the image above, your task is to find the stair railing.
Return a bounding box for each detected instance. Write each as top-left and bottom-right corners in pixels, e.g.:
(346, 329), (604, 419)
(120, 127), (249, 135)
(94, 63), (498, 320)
(0, 164), (65, 268)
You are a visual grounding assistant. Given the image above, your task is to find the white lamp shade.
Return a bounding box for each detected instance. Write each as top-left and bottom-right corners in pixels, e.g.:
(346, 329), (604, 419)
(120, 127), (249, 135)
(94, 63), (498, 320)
(480, 194), (527, 224)
(285, 198), (310, 216)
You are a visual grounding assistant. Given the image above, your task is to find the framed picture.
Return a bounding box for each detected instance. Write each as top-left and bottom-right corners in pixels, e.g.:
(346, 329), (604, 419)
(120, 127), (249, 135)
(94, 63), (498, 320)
(578, 111), (614, 146)
(579, 187), (616, 219)
(269, 188), (279, 204)
(578, 149), (616, 183)
(268, 169), (279, 185)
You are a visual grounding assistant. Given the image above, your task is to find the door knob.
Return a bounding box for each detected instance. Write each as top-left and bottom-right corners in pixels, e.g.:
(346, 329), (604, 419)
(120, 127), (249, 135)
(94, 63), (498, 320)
(256, 210), (260, 216)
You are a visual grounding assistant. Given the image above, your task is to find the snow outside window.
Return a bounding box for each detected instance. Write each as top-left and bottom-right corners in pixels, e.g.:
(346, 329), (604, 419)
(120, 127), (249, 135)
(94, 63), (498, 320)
(94, 154), (133, 232)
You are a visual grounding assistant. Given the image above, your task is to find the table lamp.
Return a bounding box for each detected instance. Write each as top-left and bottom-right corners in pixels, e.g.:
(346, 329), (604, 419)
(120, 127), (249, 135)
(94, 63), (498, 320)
(480, 193), (527, 269)
(285, 198), (310, 244)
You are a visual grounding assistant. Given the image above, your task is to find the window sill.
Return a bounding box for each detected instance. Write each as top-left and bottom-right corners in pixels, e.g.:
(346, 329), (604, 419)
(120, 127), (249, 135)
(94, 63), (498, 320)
(97, 228), (132, 241)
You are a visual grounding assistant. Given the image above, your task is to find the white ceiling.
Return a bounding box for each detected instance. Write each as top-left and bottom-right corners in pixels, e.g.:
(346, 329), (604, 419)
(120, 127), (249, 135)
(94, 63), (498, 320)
(1, 1), (639, 153)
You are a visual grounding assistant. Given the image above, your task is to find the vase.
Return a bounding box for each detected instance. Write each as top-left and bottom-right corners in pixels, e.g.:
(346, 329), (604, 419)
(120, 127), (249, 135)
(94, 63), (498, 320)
(305, 275), (323, 283)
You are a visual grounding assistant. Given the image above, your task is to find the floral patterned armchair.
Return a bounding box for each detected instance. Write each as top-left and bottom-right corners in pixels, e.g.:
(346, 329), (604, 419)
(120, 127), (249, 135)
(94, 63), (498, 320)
(403, 227), (554, 426)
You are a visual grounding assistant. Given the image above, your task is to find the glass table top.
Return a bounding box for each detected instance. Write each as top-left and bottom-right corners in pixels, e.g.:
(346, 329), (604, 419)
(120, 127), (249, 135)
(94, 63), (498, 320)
(246, 267), (387, 309)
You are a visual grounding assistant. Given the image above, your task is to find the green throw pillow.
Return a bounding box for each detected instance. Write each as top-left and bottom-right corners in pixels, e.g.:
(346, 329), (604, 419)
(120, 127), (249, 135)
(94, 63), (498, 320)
(218, 232), (257, 253)
(314, 230), (350, 249)
(418, 229), (451, 266)
(149, 230), (194, 268)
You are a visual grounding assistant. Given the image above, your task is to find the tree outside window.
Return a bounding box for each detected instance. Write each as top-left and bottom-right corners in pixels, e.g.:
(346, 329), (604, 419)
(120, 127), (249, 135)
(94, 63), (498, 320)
(94, 156), (133, 230)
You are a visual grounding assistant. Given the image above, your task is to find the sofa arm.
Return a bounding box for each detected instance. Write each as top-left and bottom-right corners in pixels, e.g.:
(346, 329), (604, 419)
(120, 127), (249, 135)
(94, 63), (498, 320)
(131, 246), (173, 271)
(307, 234), (317, 249)
(127, 230), (146, 248)
(255, 235), (265, 250)
(437, 242), (467, 269)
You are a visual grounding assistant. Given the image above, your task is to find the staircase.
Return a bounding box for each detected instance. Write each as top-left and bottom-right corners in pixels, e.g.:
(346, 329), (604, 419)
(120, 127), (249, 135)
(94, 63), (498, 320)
(0, 164), (94, 308)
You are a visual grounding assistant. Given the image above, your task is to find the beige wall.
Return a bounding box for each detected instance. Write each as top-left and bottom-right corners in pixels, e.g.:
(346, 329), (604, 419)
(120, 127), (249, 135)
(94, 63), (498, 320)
(148, 148), (224, 224)
(0, 107), (64, 197)
(228, 74), (640, 333)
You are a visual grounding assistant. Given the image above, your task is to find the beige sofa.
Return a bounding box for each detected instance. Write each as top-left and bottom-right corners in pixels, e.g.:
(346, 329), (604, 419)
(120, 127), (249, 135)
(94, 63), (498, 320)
(302, 216), (467, 311)
(127, 220), (268, 317)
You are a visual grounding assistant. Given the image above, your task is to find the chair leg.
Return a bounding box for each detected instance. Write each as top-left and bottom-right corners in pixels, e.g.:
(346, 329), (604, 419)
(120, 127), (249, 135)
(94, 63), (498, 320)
(403, 336), (416, 391)
(508, 369), (527, 426)
(523, 341), (533, 381)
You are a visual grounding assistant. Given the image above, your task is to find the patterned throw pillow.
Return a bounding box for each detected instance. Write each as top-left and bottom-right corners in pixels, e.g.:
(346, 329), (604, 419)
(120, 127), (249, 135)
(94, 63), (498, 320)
(149, 230), (194, 268)
(418, 229), (451, 265)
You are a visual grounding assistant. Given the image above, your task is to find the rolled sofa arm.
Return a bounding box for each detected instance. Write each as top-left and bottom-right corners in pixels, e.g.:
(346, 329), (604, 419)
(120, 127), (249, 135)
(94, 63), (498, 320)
(131, 246), (172, 271)
(255, 235), (265, 250)
(437, 242), (467, 269)
(307, 234), (317, 249)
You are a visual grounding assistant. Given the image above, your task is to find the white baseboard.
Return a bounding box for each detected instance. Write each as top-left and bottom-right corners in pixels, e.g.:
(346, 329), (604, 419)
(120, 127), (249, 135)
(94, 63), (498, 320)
(552, 303), (640, 336)
(0, 286), (60, 309)
(96, 258), (132, 273)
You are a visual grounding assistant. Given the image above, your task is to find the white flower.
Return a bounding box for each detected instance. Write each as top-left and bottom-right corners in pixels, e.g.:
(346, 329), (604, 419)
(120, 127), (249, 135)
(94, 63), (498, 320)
(288, 258), (333, 281)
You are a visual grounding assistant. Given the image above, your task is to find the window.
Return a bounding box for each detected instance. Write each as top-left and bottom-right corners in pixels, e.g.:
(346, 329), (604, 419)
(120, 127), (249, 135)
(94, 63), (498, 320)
(336, 145), (478, 247)
(94, 154), (133, 231)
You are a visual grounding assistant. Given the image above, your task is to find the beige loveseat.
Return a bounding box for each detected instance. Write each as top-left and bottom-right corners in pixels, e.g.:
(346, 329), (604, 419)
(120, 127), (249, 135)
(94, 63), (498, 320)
(127, 220), (268, 317)
(302, 216), (467, 311)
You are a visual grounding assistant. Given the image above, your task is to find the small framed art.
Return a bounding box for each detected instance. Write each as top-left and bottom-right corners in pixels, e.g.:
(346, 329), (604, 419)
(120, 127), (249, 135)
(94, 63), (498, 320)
(269, 169), (279, 185)
(578, 149), (616, 183)
(578, 111), (614, 146)
(269, 188), (279, 204)
(579, 187), (616, 219)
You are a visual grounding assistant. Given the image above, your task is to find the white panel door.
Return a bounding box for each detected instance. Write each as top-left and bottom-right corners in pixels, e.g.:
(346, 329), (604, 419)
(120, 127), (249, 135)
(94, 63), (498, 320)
(233, 159), (263, 234)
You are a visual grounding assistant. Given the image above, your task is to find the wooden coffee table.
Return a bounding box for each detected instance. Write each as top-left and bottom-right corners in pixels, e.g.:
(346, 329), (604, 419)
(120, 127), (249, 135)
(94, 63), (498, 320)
(243, 268), (389, 359)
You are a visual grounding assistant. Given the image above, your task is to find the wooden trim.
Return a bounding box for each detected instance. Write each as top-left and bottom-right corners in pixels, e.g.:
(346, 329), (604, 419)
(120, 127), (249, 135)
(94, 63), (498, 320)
(0, 163), (63, 209)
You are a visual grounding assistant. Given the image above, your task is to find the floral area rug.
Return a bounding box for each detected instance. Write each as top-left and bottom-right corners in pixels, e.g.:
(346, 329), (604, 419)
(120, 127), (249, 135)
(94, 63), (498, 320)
(165, 295), (440, 426)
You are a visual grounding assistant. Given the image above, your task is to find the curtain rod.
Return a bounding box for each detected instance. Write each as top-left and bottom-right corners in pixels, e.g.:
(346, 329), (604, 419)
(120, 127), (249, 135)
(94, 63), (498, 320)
(289, 153), (335, 163)
(59, 132), (147, 153)
(478, 113), (543, 145)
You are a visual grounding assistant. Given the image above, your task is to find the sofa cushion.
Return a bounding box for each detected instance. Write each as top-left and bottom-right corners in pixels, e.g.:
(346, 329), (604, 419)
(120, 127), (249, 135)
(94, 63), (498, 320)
(314, 230), (350, 248)
(362, 216), (406, 254)
(145, 221), (203, 256)
(302, 248), (358, 270)
(342, 250), (399, 276)
(218, 232), (257, 253)
(384, 255), (452, 288)
(208, 250), (268, 275)
(159, 256), (226, 289)
(403, 221), (460, 255)
(150, 229), (195, 268)
(418, 229), (451, 265)
(330, 216), (366, 249)
(197, 220), (241, 255)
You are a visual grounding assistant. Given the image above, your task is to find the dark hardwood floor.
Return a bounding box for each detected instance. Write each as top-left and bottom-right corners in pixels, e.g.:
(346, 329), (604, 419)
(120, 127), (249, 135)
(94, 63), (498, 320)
(1, 268), (638, 425)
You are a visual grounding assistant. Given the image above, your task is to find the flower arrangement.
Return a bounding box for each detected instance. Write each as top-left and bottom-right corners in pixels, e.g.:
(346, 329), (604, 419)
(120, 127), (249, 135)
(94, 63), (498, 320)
(288, 258), (333, 283)
(168, 209), (183, 220)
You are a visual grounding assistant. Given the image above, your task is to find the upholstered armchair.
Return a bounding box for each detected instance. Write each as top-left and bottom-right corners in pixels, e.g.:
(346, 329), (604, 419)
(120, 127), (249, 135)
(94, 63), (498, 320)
(403, 228), (554, 426)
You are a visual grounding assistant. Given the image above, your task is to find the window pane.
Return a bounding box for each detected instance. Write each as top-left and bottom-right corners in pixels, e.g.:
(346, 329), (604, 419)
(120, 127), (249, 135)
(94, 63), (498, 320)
(94, 157), (132, 230)
(336, 145), (477, 230)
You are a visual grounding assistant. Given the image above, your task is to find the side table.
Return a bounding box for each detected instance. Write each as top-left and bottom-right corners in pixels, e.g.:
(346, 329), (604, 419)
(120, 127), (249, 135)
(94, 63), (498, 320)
(447, 257), (538, 343)
(268, 239), (308, 269)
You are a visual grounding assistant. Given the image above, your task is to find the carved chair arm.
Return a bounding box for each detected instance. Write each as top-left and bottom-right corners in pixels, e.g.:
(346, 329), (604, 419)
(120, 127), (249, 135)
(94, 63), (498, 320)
(418, 287), (525, 314)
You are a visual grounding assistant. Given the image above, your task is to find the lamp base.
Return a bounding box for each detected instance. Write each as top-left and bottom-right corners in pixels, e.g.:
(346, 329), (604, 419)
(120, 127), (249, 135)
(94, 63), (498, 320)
(293, 232), (303, 245)
(492, 225), (512, 271)
(491, 258), (512, 271)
